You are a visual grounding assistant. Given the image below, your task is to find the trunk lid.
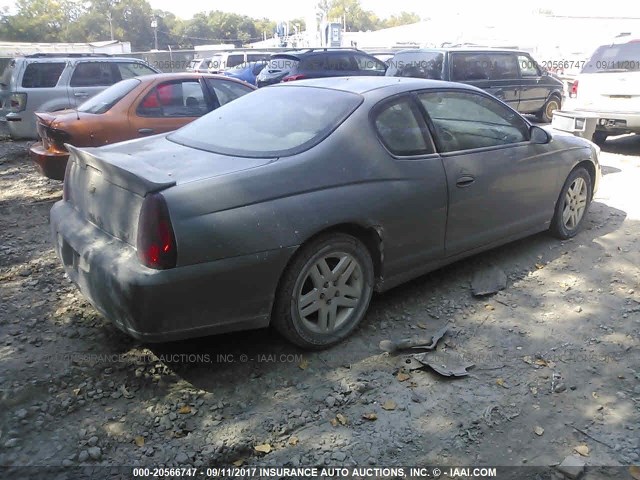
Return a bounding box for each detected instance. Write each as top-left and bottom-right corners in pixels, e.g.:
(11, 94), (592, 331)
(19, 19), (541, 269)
(64, 135), (272, 246)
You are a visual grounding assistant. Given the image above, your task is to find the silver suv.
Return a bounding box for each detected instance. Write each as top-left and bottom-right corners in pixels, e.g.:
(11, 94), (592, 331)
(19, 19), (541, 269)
(572, 34), (640, 144)
(0, 53), (159, 139)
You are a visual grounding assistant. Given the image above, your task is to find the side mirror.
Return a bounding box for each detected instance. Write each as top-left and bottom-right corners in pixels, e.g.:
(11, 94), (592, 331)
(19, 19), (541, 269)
(530, 125), (551, 144)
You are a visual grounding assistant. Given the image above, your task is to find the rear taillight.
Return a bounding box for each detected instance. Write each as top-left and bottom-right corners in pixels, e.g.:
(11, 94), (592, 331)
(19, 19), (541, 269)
(282, 74), (306, 82)
(8, 93), (27, 112)
(47, 128), (71, 150)
(570, 80), (578, 98)
(137, 193), (177, 270)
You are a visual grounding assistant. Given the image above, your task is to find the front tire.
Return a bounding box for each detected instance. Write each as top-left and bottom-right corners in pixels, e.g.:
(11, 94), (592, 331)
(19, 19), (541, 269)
(549, 167), (592, 239)
(536, 96), (561, 123)
(272, 233), (374, 349)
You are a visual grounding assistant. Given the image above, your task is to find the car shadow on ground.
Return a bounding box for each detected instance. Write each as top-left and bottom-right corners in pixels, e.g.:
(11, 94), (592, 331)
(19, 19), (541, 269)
(145, 199), (628, 392)
(600, 133), (640, 156)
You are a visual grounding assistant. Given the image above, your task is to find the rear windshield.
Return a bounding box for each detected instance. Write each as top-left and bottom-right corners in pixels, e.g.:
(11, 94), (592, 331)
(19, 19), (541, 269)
(168, 86), (362, 157)
(21, 62), (66, 88)
(77, 78), (140, 114)
(582, 42), (640, 73)
(386, 51), (445, 80)
(0, 60), (15, 87)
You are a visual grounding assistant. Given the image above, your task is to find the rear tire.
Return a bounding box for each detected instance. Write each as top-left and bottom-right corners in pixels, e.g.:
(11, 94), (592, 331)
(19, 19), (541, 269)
(272, 233), (374, 349)
(536, 96), (561, 123)
(549, 167), (592, 239)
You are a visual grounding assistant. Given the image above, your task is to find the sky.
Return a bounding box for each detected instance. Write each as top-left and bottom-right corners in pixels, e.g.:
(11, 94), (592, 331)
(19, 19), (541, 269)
(148, 0), (640, 21)
(1, 0), (640, 21)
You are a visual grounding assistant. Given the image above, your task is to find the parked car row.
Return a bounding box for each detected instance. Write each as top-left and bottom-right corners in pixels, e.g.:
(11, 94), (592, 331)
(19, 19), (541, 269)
(187, 47), (564, 122)
(30, 73), (255, 179)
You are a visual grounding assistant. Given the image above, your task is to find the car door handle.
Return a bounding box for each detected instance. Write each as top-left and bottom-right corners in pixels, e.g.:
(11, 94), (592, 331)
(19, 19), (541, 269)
(138, 128), (154, 135)
(74, 92), (89, 97)
(456, 175), (475, 187)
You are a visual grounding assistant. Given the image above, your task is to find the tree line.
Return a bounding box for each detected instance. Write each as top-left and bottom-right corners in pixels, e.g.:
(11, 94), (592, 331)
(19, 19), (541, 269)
(0, 0), (422, 51)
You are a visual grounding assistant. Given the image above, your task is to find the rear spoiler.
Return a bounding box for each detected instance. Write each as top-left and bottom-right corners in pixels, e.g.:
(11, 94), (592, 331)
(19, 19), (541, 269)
(66, 144), (176, 197)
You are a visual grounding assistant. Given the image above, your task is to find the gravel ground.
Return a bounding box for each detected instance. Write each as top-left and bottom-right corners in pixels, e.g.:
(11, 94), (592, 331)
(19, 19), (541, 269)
(0, 126), (639, 479)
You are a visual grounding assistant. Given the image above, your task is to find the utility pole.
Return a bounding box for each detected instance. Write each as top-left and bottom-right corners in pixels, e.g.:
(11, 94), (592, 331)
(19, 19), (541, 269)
(151, 18), (158, 50)
(106, 11), (114, 40)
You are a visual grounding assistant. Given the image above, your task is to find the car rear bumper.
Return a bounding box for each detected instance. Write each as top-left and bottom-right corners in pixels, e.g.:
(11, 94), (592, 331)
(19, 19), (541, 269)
(574, 108), (640, 133)
(50, 200), (297, 342)
(29, 142), (69, 180)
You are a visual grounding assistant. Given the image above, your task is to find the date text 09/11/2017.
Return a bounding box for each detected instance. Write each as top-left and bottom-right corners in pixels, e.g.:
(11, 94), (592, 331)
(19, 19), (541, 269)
(131, 466), (500, 478)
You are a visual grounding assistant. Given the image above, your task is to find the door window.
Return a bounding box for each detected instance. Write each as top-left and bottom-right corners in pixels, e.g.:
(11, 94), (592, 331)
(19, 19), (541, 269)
(419, 91), (529, 152)
(488, 54), (519, 79)
(205, 78), (254, 106)
(518, 55), (540, 77)
(137, 80), (207, 117)
(451, 53), (492, 81)
(374, 97), (433, 156)
(70, 62), (116, 87)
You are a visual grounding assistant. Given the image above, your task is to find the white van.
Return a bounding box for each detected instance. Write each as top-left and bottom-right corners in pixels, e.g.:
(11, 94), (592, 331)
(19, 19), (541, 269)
(572, 34), (640, 144)
(207, 51), (272, 73)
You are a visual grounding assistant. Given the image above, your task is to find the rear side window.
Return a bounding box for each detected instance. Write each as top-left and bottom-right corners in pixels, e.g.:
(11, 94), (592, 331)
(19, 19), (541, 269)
(78, 78), (141, 114)
(168, 86), (362, 157)
(451, 53), (492, 81)
(204, 78), (253, 106)
(247, 53), (269, 62)
(374, 97), (432, 156)
(21, 62), (66, 88)
(386, 52), (444, 80)
(582, 42), (640, 73)
(118, 62), (157, 79)
(488, 54), (519, 79)
(70, 62), (115, 87)
(226, 54), (244, 68)
(300, 55), (327, 72)
(326, 53), (355, 71)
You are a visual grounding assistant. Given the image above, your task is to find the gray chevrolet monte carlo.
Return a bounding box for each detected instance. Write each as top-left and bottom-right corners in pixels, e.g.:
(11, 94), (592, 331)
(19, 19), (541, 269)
(50, 77), (601, 349)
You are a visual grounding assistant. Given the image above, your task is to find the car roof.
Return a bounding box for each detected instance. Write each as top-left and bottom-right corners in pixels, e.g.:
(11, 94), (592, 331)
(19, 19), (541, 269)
(272, 76), (479, 94)
(271, 48), (365, 58)
(134, 72), (254, 83)
(16, 55), (148, 62)
(395, 47), (529, 55)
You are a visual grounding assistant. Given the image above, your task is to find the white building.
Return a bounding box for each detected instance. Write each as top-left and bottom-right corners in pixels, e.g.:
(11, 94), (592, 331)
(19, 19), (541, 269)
(0, 40), (131, 56)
